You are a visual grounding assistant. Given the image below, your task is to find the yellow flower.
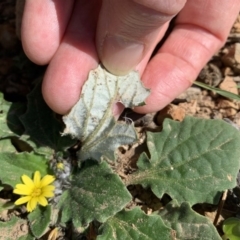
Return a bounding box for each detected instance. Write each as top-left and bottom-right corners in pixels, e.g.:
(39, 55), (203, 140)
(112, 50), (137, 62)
(13, 171), (55, 212)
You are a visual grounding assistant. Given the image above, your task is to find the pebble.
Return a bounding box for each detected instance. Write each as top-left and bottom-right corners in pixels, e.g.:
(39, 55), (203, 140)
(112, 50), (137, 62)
(219, 76), (239, 95)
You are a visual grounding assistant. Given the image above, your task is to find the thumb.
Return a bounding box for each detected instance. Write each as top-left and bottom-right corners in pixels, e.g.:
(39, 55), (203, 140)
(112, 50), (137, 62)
(96, 0), (186, 75)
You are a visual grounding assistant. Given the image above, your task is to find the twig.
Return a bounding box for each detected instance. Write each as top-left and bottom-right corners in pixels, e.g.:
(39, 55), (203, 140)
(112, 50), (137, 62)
(213, 190), (228, 226)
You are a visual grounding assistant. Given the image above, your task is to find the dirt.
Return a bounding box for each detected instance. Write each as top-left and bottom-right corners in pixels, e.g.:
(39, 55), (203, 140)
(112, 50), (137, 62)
(0, 0), (240, 239)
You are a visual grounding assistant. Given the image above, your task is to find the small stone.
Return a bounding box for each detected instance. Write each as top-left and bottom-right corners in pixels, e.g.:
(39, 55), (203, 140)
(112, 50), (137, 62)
(179, 100), (198, 116)
(219, 76), (239, 95)
(233, 76), (240, 82)
(234, 43), (240, 64)
(218, 99), (238, 109)
(233, 112), (240, 126)
(223, 67), (234, 76)
(234, 23), (240, 33)
(175, 87), (201, 102)
(156, 104), (186, 125)
(218, 99), (238, 117)
(221, 43), (240, 74)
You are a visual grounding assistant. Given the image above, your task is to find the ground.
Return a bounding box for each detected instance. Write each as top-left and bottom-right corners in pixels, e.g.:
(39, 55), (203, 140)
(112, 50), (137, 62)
(0, 0), (240, 239)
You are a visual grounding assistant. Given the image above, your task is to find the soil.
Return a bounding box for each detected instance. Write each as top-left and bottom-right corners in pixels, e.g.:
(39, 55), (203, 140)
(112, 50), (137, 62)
(0, 0), (240, 239)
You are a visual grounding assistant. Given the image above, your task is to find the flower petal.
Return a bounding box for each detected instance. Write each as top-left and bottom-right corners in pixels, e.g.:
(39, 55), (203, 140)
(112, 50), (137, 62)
(13, 189), (28, 196)
(33, 171), (41, 187)
(14, 196), (31, 205)
(27, 201), (32, 212)
(29, 197), (38, 211)
(38, 196), (48, 206)
(21, 175), (34, 188)
(14, 184), (32, 195)
(40, 175), (55, 187)
(42, 191), (54, 198)
(42, 185), (55, 192)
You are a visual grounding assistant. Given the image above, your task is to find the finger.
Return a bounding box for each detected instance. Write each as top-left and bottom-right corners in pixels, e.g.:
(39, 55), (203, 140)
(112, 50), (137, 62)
(134, 0), (240, 113)
(42, 0), (100, 114)
(21, 0), (74, 64)
(96, 0), (186, 75)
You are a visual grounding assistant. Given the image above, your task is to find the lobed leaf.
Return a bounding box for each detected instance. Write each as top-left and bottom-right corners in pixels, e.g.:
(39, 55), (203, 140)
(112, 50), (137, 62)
(159, 200), (221, 239)
(0, 93), (16, 138)
(7, 102), (26, 136)
(0, 138), (16, 152)
(28, 205), (52, 238)
(57, 161), (131, 227)
(97, 208), (173, 240)
(20, 80), (75, 156)
(0, 199), (15, 213)
(127, 117), (240, 205)
(63, 65), (150, 161)
(0, 152), (49, 187)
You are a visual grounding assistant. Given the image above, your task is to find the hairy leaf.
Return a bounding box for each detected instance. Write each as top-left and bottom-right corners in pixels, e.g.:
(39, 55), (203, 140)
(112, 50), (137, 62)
(20, 81), (75, 156)
(0, 152), (49, 187)
(97, 208), (173, 240)
(0, 93), (15, 138)
(57, 161), (131, 227)
(0, 199), (15, 213)
(0, 138), (16, 152)
(28, 205), (51, 238)
(127, 117), (240, 205)
(7, 102), (26, 136)
(159, 200), (221, 239)
(0, 93), (26, 139)
(63, 65), (150, 161)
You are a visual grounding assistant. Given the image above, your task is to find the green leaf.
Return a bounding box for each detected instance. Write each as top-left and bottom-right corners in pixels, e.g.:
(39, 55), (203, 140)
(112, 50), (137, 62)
(28, 205), (52, 238)
(0, 138), (16, 152)
(127, 117), (240, 205)
(57, 161), (132, 227)
(0, 152), (49, 187)
(223, 217), (240, 240)
(0, 199), (15, 213)
(0, 93), (15, 138)
(159, 200), (221, 239)
(20, 80), (75, 156)
(0, 216), (33, 240)
(7, 102), (26, 136)
(79, 119), (137, 161)
(18, 234), (35, 240)
(97, 208), (173, 240)
(63, 65), (150, 161)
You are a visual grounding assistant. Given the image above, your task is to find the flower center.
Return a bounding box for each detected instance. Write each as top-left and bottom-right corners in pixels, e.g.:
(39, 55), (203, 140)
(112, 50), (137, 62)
(31, 188), (42, 197)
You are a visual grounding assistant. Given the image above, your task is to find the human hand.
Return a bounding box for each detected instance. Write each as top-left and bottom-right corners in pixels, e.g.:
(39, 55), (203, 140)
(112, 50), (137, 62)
(20, 0), (240, 115)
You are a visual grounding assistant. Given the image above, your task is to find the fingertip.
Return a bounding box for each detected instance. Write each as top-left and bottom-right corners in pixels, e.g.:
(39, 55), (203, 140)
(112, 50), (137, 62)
(42, 67), (81, 115)
(133, 52), (195, 114)
(42, 41), (99, 115)
(42, 0), (101, 114)
(21, 0), (73, 65)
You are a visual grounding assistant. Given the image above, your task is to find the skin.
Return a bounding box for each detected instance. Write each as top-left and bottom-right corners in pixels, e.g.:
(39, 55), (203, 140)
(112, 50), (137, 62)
(21, 0), (240, 115)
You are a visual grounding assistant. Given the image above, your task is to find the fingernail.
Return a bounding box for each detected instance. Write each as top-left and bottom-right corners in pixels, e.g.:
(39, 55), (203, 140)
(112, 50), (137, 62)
(101, 34), (144, 75)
